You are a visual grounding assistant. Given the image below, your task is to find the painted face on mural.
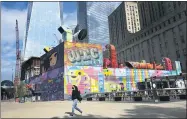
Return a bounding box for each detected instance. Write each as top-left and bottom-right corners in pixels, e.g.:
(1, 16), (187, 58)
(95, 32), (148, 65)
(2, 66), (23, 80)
(70, 70), (82, 79)
(49, 52), (57, 67)
(67, 69), (91, 88)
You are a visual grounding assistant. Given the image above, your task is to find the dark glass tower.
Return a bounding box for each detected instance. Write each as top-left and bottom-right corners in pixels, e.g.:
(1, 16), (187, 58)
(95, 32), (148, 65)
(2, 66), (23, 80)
(77, 2), (121, 46)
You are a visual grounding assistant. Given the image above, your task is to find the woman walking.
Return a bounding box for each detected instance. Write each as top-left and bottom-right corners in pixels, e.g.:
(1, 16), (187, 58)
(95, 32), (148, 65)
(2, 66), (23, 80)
(71, 85), (83, 116)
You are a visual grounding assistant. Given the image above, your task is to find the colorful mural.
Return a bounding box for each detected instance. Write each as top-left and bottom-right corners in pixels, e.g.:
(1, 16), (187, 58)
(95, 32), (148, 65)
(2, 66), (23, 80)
(64, 41), (103, 66)
(64, 65), (182, 96)
(102, 68), (179, 91)
(29, 68), (64, 101)
(64, 66), (103, 97)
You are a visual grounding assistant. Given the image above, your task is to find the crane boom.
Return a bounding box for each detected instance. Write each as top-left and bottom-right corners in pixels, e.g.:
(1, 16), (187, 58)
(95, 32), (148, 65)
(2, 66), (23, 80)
(53, 33), (62, 44)
(14, 20), (21, 85)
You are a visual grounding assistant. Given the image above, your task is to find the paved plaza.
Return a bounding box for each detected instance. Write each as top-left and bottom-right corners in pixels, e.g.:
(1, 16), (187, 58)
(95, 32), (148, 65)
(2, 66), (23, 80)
(1, 100), (186, 118)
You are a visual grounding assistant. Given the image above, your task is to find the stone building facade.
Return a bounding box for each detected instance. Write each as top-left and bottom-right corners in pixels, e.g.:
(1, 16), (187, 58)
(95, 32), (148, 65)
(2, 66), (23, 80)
(108, 1), (186, 72)
(21, 57), (40, 81)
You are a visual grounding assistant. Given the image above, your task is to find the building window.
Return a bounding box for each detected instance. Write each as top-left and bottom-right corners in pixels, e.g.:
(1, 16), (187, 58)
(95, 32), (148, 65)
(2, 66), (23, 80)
(138, 52), (141, 59)
(178, 2), (181, 6)
(179, 13), (181, 19)
(163, 22), (166, 27)
(165, 41), (168, 49)
(153, 56), (156, 62)
(142, 50), (144, 58)
(168, 19), (171, 24)
(180, 35), (185, 43)
(176, 50), (180, 58)
(183, 49), (186, 56)
(173, 16), (176, 22)
(151, 29), (153, 33)
(141, 34), (143, 38)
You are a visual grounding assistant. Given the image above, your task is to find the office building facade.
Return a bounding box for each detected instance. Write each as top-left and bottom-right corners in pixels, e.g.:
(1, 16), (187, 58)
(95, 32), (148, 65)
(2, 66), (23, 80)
(23, 2), (62, 60)
(109, 1), (187, 72)
(77, 2), (121, 46)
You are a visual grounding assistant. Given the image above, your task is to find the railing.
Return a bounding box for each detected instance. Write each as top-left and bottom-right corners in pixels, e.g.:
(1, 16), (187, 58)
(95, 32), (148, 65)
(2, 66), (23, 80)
(83, 88), (186, 102)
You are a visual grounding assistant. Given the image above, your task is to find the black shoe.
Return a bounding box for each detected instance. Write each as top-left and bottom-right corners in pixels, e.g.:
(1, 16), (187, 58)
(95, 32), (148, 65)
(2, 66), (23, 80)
(70, 114), (74, 116)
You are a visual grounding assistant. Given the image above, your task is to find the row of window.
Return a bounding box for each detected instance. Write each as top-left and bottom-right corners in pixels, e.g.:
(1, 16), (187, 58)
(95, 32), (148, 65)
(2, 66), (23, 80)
(118, 22), (186, 58)
(118, 45), (186, 64)
(140, 2), (184, 28)
(117, 10), (186, 51)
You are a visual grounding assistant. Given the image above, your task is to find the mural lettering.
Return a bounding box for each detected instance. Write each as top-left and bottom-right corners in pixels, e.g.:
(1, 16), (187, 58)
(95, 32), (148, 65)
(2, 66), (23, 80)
(67, 48), (99, 63)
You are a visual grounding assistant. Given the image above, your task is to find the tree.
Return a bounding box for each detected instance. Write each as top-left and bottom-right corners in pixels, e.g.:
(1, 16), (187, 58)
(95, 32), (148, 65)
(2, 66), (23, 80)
(17, 82), (27, 98)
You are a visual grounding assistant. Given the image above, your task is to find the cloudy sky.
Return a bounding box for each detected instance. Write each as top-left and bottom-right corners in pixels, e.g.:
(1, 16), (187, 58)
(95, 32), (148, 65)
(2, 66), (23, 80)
(1, 2), (77, 81)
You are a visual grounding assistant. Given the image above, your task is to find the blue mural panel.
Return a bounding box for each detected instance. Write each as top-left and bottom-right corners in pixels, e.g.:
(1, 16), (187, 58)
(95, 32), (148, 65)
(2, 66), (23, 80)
(37, 67), (64, 101)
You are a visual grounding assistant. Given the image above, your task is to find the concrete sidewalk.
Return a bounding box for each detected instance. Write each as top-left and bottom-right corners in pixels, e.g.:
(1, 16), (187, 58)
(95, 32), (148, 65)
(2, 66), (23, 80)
(1, 100), (186, 118)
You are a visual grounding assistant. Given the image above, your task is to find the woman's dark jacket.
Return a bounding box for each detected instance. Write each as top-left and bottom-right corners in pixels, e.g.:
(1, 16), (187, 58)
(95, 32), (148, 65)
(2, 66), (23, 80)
(72, 90), (79, 100)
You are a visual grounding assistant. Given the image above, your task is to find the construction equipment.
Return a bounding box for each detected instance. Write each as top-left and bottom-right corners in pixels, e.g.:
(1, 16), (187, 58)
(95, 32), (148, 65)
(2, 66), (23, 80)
(14, 20), (21, 86)
(53, 33), (62, 44)
(58, 26), (87, 42)
(43, 46), (53, 53)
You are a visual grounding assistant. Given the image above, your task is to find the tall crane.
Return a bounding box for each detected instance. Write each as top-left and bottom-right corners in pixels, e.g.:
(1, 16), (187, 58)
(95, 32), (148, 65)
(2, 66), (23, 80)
(14, 20), (21, 86)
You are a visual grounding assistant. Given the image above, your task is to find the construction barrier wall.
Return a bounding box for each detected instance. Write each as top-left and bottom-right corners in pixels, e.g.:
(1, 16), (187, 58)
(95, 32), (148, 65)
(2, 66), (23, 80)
(63, 66), (181, 97)
(28, 42), (182, 101)
(40, 42), (64, 74)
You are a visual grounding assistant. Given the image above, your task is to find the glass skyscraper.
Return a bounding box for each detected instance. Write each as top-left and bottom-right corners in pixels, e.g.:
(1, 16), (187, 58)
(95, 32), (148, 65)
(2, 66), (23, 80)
(23, 2), (62, 60)
(77, 2), (121, 46)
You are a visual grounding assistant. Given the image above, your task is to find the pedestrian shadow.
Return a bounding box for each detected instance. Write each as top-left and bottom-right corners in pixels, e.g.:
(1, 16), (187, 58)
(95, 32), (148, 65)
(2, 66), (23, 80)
(51, 112), (109, 118)
(121, 105), (186, 118)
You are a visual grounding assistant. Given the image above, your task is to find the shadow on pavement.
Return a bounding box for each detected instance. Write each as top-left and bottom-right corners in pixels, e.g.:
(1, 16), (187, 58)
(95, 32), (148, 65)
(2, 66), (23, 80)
(88, 100), (186, 105)
(122, 105), (186, 118)
(51, 112), (109, 118)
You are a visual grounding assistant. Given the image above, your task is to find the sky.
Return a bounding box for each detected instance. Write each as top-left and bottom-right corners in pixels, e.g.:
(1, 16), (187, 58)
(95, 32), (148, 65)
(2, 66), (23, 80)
(1, 2), (77, 81)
